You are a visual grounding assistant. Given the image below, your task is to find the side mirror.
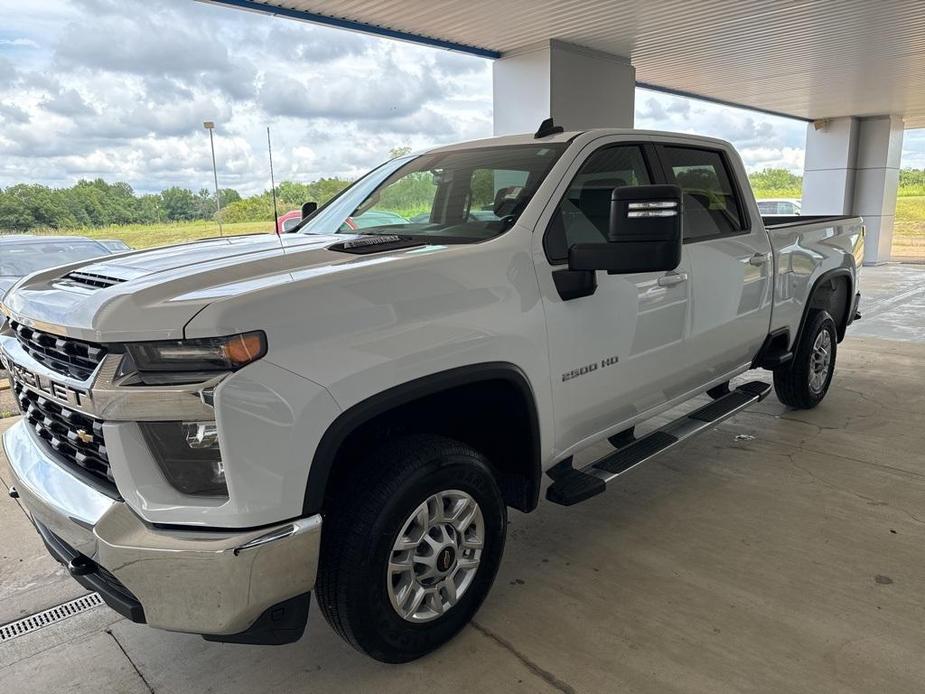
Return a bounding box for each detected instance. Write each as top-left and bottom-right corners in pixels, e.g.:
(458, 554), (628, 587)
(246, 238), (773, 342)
(301, 201), (318, 219)
(568, 184), (683, 274)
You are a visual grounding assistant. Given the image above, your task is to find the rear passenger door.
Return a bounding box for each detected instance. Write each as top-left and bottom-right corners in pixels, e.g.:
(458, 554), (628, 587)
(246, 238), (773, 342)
(654, 142), (773, 385)
(535, 140), (695, 454)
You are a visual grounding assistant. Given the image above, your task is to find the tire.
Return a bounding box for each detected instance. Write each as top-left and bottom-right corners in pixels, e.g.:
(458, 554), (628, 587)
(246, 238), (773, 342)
(315, 434), (507, 663)
(773, 310), (837, 409)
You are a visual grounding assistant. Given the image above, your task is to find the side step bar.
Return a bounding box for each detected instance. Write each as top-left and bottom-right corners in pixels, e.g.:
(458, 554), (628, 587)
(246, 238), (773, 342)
(546, 380), (772, 506)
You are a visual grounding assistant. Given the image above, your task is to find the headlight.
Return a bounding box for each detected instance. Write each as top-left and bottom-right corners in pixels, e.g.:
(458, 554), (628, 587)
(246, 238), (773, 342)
(125, 331), (266, 373)
(140, 421), (227, 497)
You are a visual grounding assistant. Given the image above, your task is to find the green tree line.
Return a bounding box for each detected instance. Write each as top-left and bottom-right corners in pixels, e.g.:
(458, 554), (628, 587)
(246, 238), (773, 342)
(0, 179), (243, 232)
(2, 167), (925, 233)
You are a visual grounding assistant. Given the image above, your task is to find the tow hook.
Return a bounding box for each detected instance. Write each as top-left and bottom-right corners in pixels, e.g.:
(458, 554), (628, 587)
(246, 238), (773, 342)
(8, 486), (18, 499)
(67, 556), (95, 577)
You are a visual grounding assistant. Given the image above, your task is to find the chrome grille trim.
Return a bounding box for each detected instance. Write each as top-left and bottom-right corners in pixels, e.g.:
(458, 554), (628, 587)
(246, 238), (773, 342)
(13, 381), (115, 490)
(9, 320), (106, 380)
(1, 329), (224, 422)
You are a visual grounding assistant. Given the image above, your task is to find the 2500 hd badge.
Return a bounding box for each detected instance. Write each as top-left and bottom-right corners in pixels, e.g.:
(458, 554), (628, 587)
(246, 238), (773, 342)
(562, 355), (620, 382)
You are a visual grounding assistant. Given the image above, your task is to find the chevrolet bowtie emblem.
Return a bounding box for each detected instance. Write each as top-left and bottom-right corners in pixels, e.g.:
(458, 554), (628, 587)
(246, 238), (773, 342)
(75, 429), (94, 444)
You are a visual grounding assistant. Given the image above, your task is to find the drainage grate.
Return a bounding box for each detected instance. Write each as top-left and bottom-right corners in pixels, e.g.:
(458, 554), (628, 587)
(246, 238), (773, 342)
(0, 593), (103, 642)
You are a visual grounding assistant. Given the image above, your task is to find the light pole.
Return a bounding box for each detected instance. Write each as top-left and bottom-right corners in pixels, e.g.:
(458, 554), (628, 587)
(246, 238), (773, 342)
(203, 121), (223, 236)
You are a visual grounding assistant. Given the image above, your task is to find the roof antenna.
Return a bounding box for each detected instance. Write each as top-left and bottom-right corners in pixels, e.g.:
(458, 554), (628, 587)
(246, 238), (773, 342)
(534, 117), (564, 139)
(267, 126), (282, 244)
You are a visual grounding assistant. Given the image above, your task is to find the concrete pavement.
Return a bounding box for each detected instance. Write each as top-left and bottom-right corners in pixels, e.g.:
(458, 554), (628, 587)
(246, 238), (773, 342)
(1, 264), (924, 693)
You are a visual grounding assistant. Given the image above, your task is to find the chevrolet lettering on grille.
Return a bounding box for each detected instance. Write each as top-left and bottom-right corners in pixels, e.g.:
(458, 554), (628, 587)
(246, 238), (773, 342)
(7, 361), (89, 410)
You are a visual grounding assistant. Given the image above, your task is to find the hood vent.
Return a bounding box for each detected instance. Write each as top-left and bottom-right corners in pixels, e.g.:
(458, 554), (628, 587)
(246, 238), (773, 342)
(331, 235), (424, 255)
(63, 271), (128, 289)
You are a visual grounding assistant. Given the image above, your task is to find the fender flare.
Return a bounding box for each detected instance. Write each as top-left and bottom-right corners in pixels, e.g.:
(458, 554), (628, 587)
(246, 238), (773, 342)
(794, 266), (854, 347)
(302, 362), (543, 515)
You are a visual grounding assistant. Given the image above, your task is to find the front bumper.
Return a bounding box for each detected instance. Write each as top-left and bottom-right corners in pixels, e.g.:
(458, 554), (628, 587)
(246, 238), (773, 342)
(3, 419), (322, 637)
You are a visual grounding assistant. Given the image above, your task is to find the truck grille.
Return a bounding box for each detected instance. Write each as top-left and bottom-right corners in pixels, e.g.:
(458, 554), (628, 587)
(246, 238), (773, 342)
(13, 382), (115, 490)
(9, 320), (106, 381)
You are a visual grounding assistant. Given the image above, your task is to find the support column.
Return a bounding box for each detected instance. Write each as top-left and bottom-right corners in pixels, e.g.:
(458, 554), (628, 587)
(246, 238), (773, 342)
(492, 40), (635, 136)
(802, 115), (904, 265)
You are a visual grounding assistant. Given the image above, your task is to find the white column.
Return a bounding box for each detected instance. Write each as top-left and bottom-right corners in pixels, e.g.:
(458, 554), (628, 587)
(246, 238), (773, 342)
(492, 40), (635, 136)
(802, 115), (904, 264)
(854, 116), (904, 264)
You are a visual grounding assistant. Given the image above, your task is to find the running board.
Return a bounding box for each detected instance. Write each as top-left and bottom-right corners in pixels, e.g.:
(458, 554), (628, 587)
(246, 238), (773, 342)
(545, 380), (771, 506)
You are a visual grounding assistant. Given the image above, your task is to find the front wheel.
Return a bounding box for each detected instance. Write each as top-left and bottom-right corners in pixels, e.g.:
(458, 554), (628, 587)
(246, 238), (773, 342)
(315, 434), (507, 663)
(773, 310), (837, 409)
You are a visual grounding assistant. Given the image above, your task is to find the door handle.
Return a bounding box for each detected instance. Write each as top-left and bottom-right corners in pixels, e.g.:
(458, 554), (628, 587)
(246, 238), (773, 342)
(748, 253), (770, 266)
(657, 271), (688, 287)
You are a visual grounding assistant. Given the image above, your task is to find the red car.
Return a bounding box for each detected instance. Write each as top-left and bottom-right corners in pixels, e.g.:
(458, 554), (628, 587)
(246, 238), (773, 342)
(276, 209), (302, 233)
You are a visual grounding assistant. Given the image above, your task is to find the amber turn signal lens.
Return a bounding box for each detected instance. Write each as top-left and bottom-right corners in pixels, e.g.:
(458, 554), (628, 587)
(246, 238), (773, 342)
(222, 332), (267, 366)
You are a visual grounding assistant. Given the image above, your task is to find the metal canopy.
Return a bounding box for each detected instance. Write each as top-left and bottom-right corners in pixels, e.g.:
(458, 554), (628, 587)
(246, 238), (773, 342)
(203, 0), (925, 128)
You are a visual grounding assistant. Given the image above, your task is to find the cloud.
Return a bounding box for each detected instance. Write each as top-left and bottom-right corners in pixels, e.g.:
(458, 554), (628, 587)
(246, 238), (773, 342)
(1, 0), (864, 198)
(43, 87), (96, 116)
(635, 88), (808, 172)
(266, 24), (370, 63)
(0, 103), (29, 124)
(258, 61), (445, 121)
(432, 50), (486, 76)
(0, 38), (39, 48)
(637, 97), (666, 121)
(902, 129), (925, 169)
(0, 57), (18, 88)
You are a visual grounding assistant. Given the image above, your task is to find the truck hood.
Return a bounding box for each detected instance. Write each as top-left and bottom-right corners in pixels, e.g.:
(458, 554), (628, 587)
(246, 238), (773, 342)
(0, 233), (379, 341)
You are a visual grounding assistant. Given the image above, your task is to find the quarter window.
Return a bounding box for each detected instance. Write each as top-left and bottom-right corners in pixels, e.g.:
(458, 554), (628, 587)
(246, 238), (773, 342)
(661, 147), (745, 241)
(545, 145), (651, 263)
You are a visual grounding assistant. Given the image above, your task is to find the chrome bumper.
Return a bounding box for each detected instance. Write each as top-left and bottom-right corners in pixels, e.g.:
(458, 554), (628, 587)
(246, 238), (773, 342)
(3, 419), (322, 636)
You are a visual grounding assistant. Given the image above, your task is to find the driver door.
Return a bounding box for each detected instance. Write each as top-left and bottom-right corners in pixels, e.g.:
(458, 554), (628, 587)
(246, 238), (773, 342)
(533, 139), (696, 455)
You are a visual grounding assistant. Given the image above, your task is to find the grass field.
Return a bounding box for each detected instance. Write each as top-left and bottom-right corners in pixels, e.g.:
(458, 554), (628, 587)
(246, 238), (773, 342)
(33, 220), (273, 249)
(892, 196), (925, 259)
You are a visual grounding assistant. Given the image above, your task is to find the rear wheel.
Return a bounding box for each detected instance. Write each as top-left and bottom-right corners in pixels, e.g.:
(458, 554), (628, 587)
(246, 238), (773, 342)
(773, 310), (837, 409)
(315, 434), (506, 663)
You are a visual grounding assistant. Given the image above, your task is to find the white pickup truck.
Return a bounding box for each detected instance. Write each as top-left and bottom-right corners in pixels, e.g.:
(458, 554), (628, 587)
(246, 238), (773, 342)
(1, 123), (864, 662)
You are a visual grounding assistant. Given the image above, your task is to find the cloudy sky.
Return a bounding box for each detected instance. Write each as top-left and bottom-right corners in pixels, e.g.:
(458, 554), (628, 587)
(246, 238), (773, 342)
(1, 0), (923, 196)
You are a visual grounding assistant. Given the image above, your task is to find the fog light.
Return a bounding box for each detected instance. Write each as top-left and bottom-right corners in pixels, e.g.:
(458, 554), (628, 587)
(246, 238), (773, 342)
(184, 421), (219, 449)
(140, 421), (227, 497)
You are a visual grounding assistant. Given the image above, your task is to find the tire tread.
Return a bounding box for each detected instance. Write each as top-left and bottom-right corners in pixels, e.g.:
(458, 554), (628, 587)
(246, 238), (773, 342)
(773, 310), (836, 409)
(315, 433), (503, 661)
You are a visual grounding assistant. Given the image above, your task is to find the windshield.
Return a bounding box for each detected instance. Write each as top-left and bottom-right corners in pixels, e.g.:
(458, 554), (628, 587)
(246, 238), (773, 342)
(0, 240), (109, 277)
(296, 143), (567, 242)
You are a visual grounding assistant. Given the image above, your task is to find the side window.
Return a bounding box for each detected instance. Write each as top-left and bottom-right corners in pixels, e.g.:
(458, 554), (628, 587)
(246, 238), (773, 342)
(660, 146), (746, 241)
(545, 145), (651, 263)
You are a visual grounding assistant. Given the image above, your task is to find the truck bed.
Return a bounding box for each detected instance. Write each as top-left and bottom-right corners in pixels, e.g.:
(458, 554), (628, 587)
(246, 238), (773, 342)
(762, 214), (858, 229)
(763, 214), (865, 350)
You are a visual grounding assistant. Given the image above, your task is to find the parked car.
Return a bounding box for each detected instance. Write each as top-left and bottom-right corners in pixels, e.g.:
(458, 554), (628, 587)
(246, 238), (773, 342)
(1, 124), (864, 663)
(97, 239), (132, 252)
(757, 198), (802, 216)
(279, 208), (407, 233)
(0, 235), (114, 297)
(276, 209), (303, 233)
(277, 202), (320, 234)
(341, 209), (408, 230)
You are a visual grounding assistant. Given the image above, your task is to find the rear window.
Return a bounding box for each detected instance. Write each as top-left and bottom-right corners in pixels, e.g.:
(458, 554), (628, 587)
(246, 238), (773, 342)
(661, 146), (746, 241)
